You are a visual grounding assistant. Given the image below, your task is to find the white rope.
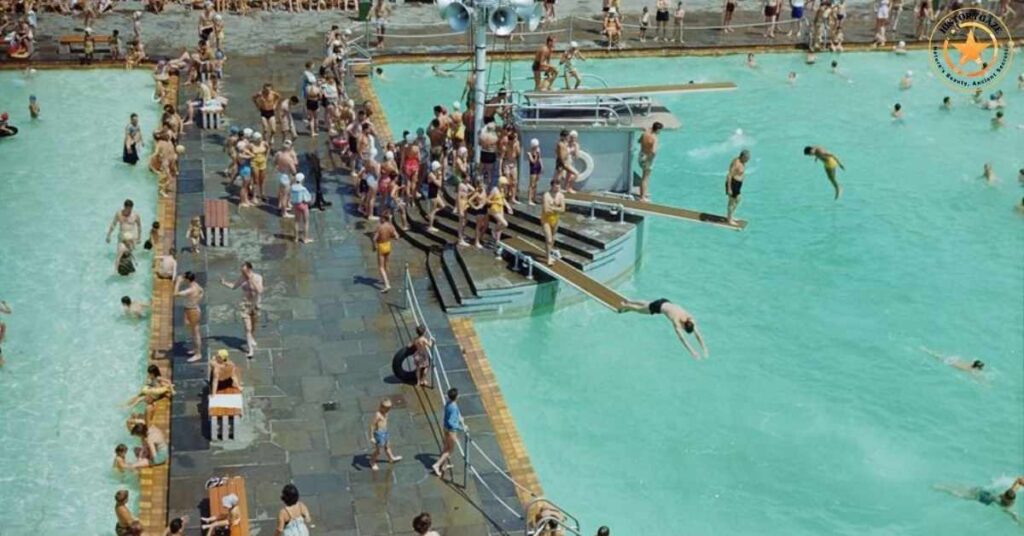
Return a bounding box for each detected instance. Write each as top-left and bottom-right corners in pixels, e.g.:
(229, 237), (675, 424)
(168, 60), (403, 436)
(573, 14), (799, 30)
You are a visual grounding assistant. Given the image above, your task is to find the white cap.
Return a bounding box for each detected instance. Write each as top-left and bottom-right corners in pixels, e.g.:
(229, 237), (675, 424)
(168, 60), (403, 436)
(242, 127), (254, 138)
(214, 13), (222, 21)
(344, 28), (353, 35)
(283, 139), (292, 147)
(84, 26), (93, 33)
(898, 40), (905, 47)
(221, 494), (239, 509)
(346, 99), (355, 107)
(570, 41), (579, 48)
(530, 138), (539, 147)
(452, 102), (462, 111)
(252, 132), (262, 141)
(431, 161), (441, 171)
(906, 70), (913, 76)
(569, 130), (578, 138)
(385, 150), (395, 161)
(133, 10), (141, 18)
(295, 173), (305, 182)
(458, 146), (468, 155)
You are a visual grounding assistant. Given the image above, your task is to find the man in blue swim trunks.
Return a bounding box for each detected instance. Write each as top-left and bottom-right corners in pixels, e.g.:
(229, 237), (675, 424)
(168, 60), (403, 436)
(621, 298), (708, 359)
(936, 476), (1024, 525)
(368, 398), (402, 471)
(432, 388), (466, 477)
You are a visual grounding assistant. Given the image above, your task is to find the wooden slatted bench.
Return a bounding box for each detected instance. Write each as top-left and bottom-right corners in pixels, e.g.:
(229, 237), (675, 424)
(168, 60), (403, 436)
(209, 385), (243, 440)
(57, 34), (113, 55)
(208, 476), (250, 536)
(204, 199), (230, 247)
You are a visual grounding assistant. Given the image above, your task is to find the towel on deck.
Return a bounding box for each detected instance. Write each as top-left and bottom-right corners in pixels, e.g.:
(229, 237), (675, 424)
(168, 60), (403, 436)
(209, 393), (244, 410)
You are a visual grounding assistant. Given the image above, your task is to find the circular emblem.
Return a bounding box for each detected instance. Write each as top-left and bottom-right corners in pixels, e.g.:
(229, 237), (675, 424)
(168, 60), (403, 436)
(928, 8), (1014, 92)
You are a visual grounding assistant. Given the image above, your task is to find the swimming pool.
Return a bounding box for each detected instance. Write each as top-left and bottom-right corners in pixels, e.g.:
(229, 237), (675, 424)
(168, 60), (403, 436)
(375, 51), (1024, 534)
(0, 70), (160, 534)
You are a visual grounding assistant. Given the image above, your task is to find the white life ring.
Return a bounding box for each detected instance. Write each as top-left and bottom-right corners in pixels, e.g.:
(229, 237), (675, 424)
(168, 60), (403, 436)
(572, 149), (594, 185)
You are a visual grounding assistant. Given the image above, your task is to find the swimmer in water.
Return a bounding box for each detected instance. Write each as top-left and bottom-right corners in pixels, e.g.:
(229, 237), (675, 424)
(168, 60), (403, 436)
(788, 71), (797, 84)
(746, 53), (757, 68)
(982, 163), (996, 183)
(935, 476), (1024, 525)
(893, 39), (907, 54)
(0, 300), (11, 367)
(803, 145), (845, 200)
(28, 95), (39, 119)
(900, 70), (913, 89)
(920, 346), (985, 374)
(620, 299), (708, 359)
(121, 296), (150, 319)
(941, 96), (952, 110)
(805, 51), (816, 64)
(891, 103), (903, 120)
(992, 111), (1005, 129)
(431, 65), (455, 78)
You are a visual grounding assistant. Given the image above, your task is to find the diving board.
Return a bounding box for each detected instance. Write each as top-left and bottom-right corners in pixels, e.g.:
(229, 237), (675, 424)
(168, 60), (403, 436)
(565, 191), (748, 231)
(524, 82), (737, 99)
(499, 235), (627, 312)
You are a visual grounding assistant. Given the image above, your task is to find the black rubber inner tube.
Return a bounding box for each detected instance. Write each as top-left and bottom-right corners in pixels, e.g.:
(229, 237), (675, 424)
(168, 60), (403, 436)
(391, 344), (418, 384)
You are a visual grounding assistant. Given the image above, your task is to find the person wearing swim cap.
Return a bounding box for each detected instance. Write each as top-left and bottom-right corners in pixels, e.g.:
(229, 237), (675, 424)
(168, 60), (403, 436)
(725, 149), (750, 225)
(803, 145), (844, 200)
(202, 492), (243, 533)
(527, 138), (543, 205)
(559, 41), (586, 90)
(290, 173), (313, 243)
(425, 161), (446, 233)
(899, 70), (913, 90)
(620, 298), (708, 359)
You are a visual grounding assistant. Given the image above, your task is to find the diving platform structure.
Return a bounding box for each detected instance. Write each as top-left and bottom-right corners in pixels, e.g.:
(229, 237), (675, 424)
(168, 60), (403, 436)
(396, 77), (745, 315)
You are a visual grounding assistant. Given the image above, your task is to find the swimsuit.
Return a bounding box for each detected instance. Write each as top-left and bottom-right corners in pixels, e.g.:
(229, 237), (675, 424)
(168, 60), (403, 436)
(648, 298), (670, 315)
(259, 108), (274, 119)
(306, 98), (320, 112)
(428, 181), (440, 200)
(378, 240), (392, 255)
(253, 152), (267, 172)
(542, 210), (559, 227)
(489, 191), (505, 213)
(729, 179), (743, 197)
(656, 8), (670, 21)
(529, 158), (542, 175)
(823, 156), (838, 171)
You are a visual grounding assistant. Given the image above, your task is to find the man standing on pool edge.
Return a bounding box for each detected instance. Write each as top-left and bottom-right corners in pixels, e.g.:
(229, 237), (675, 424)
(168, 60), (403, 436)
(804, 145), (844, 200)
(432, 388), (466, 477)
(220, 261), (264, 359)
(725, 149), (750, 224)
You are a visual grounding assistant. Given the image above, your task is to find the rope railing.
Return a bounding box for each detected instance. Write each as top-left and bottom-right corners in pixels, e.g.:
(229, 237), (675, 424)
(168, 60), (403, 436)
(401, 266), (549, 523)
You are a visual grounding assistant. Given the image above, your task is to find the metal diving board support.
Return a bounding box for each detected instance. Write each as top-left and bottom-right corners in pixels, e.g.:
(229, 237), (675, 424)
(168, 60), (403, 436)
(564, 191), (748, 231)
(497, 235), (627, 313)
(523, 81), (737, 99)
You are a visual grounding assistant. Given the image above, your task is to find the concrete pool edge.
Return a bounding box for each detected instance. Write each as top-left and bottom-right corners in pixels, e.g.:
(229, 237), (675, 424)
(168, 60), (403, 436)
(136, 73), (180, 535)
(451, 318), (546, 509)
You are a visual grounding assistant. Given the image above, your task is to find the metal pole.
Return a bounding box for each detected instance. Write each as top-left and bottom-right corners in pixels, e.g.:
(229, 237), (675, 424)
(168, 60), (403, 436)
(472, 7), (488, 180)
(463, 432), (471, 488)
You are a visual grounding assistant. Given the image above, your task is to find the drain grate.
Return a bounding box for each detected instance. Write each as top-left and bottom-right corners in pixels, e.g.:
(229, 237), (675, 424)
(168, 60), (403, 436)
(322, 401), (338, 411)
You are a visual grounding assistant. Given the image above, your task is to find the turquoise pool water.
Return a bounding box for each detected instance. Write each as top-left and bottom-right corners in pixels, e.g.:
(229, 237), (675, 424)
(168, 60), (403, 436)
(0, 70), (159, 533)
(375, 53), (1024, 534)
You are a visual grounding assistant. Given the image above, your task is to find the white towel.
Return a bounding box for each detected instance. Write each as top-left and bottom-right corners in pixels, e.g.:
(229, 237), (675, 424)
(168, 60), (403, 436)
(209, 393), (244, 410)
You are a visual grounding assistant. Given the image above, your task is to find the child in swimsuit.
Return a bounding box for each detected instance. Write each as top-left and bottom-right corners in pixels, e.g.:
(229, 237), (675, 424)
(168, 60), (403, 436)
(527, 139), (542, 205)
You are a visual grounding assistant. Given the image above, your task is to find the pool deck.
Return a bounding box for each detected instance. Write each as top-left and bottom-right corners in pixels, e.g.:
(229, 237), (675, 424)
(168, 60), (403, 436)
(156, 53), (533, 535)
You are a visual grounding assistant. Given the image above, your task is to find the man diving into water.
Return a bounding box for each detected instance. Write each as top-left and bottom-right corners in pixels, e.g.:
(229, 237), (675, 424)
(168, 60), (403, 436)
(804, 145), (844, 200)
(620, 299), (708, 359)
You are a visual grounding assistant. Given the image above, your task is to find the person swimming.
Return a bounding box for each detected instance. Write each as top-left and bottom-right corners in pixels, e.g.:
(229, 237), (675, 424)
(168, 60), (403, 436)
(920, 346), (985, 374)
(803, 145), (844, 200)
(935, 476), (1024, 525)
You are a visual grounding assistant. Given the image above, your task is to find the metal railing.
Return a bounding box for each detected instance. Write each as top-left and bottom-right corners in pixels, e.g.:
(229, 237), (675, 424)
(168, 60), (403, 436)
(402, 266), (581, 532)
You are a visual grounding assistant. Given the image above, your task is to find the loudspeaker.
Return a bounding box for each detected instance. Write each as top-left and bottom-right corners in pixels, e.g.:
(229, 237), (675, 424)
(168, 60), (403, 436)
(436, 0), (456, 20)
(489, 6), (518, 36)
(445, 1), (472, 32)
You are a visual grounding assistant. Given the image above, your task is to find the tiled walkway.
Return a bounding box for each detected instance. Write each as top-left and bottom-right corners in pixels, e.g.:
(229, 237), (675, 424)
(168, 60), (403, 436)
(164, 60), (525, 535)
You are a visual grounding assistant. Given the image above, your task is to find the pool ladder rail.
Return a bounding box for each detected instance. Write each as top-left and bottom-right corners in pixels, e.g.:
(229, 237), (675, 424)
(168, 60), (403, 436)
(525, 498), (584, 536)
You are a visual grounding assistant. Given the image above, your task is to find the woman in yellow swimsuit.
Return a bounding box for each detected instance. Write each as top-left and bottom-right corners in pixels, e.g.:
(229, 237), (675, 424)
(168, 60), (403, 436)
(804, 145), (844, 200)
(487, 177), (512, 251)
(541, 179), (566, 265)
(373, 213), (397, 293)
(251, 132), (269, 204)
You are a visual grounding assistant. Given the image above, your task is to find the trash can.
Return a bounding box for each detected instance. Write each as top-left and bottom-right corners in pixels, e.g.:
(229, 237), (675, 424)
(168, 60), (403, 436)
(358, 0), (372, 21)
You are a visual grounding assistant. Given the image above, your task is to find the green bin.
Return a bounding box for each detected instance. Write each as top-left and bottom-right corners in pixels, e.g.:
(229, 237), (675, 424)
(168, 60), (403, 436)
(358, 0), (372, 21)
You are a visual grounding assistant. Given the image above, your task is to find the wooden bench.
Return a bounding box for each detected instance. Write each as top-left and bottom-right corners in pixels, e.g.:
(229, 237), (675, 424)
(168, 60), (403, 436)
(57, 34), (112, 55)
(209, 386), (243, 440)
(204, 199), (230, 247)
(208, 476), (250, 536)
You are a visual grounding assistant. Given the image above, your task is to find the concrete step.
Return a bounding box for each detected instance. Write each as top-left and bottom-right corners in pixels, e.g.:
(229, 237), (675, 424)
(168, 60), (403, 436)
(426, 252), (460, 312)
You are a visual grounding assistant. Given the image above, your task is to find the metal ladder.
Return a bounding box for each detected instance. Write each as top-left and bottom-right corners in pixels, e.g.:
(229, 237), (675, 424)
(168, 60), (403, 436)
(524, 498), (583, 536)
